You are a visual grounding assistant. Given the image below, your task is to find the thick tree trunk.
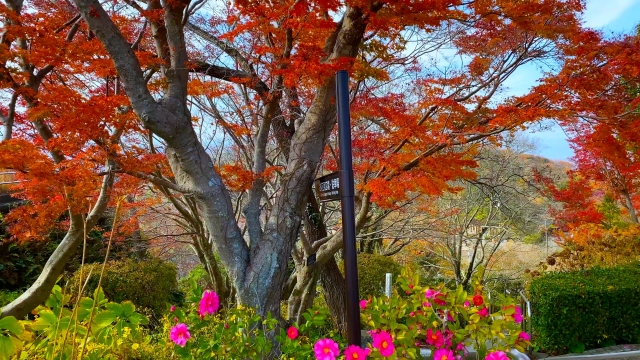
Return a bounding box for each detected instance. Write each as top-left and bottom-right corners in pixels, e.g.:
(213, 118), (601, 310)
(287, 264), (320, 323)
(73, 0), (371, 319)
(320, 258), (348, 335)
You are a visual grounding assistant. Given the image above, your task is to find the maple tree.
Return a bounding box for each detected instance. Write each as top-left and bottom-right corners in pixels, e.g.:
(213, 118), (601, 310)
(537, 27), (640, 225)
(532, 28), (640, 275)
(0, 0), (588, 324)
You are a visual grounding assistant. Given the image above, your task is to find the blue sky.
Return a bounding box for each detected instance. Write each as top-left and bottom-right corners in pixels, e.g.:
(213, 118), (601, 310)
(516, 0), (640, 161)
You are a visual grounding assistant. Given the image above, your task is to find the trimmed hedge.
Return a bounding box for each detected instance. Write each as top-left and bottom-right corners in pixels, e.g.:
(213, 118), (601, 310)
(341, 253), (403, 298)
(530, 263), (640, 353)
(68, 258), (183, 316)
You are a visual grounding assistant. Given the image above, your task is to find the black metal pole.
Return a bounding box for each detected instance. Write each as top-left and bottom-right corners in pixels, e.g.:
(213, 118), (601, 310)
(336, 70), (361, 346)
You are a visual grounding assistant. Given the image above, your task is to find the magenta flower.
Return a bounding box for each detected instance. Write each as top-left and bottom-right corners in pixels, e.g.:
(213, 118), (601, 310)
(456, 343), (465, 351)
(425, 288), (439, 299)
(198, 290), (219, 316)
(344, 344), (371, 360)
(518, 331), (531, 342)
(423, 301), (432, 307)
(478, 307), (489, 318)
(426, 328), (444, 348)
(514, 306), (524, 323)
(170, 305), (176, 312)
(372, 330), (395, 357)
(485, 350), (510, 360)
(360, 299), (368, 310)
(169, 323), (191, 347)
(314, 338), (340, 360)
(463, 301), (470, 307)
(287, 326), (299, 340)
(433, 348), (455, 360)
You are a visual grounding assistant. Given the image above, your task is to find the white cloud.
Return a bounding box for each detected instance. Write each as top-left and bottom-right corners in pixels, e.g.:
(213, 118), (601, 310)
(583, 0), (637, 28)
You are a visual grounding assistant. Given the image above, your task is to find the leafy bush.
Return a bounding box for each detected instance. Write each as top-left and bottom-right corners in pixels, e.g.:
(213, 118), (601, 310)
(530, 262), (640, 353)
(341, 253), (403, 298)
(167, 267), (528, 359)
(0, 212), (141, 293)
(178, 265), (212, 293)
(2, 285), (149, 360)
(68, 258), (183, 317)
(0, 290), (20, 308)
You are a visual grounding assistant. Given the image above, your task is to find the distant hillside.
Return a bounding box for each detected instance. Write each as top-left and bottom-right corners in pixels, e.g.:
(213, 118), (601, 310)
(520, 153), (572, 183)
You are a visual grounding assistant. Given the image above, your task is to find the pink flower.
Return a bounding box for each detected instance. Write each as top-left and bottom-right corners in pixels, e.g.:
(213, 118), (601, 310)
(485, 351), (510, 360)
(456, 343), (465, 351)
(372, 330), (395, 357)
(518, 331), (531, 342)
(423, 301), (432, 307)
(473, 294), (484, 306)
(478, 307), (489, 318)
(360, 300), (368, 310)
(314, 338), (340, 360)
(463, 301), (470, 308)
(433, 348), (455, 360)
(344, 345), (371, 360)
(169, 323), (191, 347)
(198, 290), (219, 316)
(426, 328), (444, 348)
(514, 306), (523, 323)
(425, 288), (439, 299)
(287, 326), (299, 340)
(170, 305), (176, 312)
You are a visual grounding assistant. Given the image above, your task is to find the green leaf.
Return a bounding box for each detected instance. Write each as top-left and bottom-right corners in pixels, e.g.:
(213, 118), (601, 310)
(77, 297), (95, 322)
(127, 313), (148, 326)
(105, 302), (123, 316)
(92, 310), (118, 330)
(0, 334), (21, 360)
(29, 310), (58, 331)
(0, 317), (23, 336)
(121, 301), (135, 317)
(93, 287), (107, 305)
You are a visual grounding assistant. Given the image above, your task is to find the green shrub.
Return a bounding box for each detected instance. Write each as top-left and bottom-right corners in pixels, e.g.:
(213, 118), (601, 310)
(178, 264), (212, 293)
(341, 253), (403, 298)
(0, 290), (20, 307)
(68, 258), (183, 316)
(530, 262), (640, 353)
(3, 284), (150, 360)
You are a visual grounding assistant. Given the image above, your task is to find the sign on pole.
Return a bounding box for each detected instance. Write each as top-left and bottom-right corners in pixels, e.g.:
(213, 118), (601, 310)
(314, 171), (341, 202)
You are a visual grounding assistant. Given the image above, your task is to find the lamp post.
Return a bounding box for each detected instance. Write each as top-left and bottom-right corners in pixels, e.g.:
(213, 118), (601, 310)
(336, 70), (361, 346)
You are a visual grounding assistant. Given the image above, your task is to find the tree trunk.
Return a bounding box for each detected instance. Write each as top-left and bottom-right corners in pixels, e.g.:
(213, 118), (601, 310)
(0, 215), (83, 318)
(192, 236), (234, 306)
(621, 189), (638, 224)
(287, 263), (320, 323)
(320, 258), (348, 336)
(72, 0), (371, 319)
